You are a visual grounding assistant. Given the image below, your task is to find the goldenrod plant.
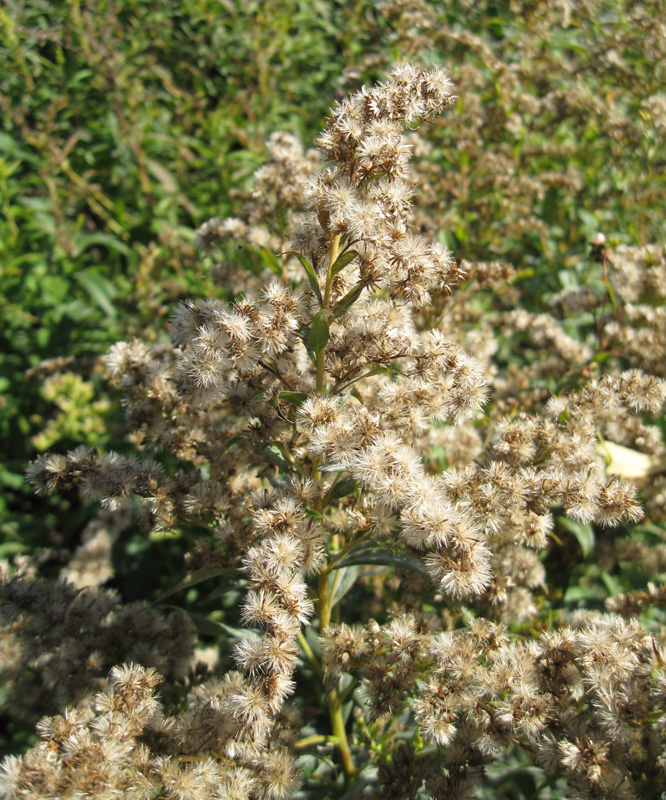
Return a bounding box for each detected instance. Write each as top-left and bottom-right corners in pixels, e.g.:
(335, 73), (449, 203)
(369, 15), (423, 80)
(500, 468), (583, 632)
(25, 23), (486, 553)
(3, 64), (666, 799)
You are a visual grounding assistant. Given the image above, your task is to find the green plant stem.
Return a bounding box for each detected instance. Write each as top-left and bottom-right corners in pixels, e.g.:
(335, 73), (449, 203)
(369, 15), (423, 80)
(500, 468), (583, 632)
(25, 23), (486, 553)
(318, 568), (356, 785)
(322, 472), (342, 506)
(338, 678), (360, 703)
(325, 528), (373, 572)
(315, 233), (341, 394)
(328, 568), (343, 608)
(327, 687), (356, 783)
(312, 231), (357, 784)
(298, 632), (323, 678)
(315, 349), (326, 395)
(323, 234), (340, 310)
(295, 734), (340, 750)
(276, 441), (305, 477)
(318, 571), (331, 629)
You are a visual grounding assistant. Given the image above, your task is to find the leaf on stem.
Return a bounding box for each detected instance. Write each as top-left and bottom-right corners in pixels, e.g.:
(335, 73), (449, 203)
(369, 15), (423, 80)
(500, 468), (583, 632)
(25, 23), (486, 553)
(154, 567), (235, 603)
(332, 283), (364, 320)
(221, 434), (246, 454)
(276, 391), (309, 407)
(328, 476), (357, 502)
(291, 252), (323, 304)
(333, 366), (390, 396)
(329, 565), (361, 607)
(332, 541), (430, 577)
(190, 613), (257, 640)
(331, 248), (358, 278)
(260, 247), (284, 277)
(260, 443), (293, 472)
(558, 517), (595, 559)
(307, 310), (330, 355)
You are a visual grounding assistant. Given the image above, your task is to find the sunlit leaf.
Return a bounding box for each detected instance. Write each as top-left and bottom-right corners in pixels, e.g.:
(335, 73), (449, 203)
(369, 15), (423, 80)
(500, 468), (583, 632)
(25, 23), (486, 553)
(558, 517), (595, 559)
(291, 252), (322, 304)
(332, 542), (429, 577)
(331, 248), (358, 277)
(332, 284), (364, 320)
(307, 310), (329, 355)
(260, 247), (283, 277)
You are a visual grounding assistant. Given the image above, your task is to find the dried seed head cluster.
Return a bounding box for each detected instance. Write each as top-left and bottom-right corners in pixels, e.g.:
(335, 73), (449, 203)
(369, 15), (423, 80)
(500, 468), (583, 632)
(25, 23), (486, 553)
(0, 561), (195, 725)
(0, 664), (295, 800)
(7, 64), (666, 799)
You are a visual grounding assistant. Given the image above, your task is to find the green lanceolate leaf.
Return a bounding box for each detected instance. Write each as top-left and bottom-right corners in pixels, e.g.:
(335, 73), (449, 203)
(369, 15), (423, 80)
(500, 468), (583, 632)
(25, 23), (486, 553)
(291, 252), (323, 304)
(187, 613), (257, 640)
(601, 570), (623, 598)
(276, 391), (309, 406)
(260, 443), (293, 472)
(332, 541), (429, 577)
(333, 365), (391, 396)
(221, 435), (246, 454)
(260, 247), (283, 277)
(73, 269), (118, 319)
(154, 567), (235, 603)
(602, 279), (617, 314)
(307, 310), (329, 355)
(329, 565), (360, 607)
(558, 516), (595, 559)
(328, 475), (357, 502)
(330, 248), (358, 277)
(332, 283), (364, 320)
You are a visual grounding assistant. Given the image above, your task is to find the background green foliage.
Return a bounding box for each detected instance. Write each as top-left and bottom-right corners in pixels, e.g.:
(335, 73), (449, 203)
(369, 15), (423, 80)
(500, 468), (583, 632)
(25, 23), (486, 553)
(0, 0), (354, 567)
(1, 1), (665, 791)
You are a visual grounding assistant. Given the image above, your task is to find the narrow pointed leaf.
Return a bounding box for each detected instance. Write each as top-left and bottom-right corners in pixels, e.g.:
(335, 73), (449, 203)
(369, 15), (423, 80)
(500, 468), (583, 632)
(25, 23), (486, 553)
(187, 613), (256, 640)
(277, 391), (309, 407)
(601, 570), (623, 598)
(332, 284), (364, 320)
(331, 248), (358, 277)
(334, 366), (390, 395)
(329, 565), (360, 607)
(221, 435), (245, 454)
(332, 542), (429, 577)
(328, 476), (357, 502)
(73, 270), (117, 319)
(154, 567), (234, 603)
(602, 279), (617, 315)
(307, 310), (329, 355)
(291, 252), (322, 304)
(558, 517), (595, 559)
(260, 247), (283, 277)
(261, 444), (292, 472)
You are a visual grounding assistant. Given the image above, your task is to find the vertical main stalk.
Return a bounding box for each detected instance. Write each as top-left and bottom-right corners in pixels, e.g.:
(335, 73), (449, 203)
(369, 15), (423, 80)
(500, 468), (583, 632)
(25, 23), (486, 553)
(318, 570), (356, 785)
(315, 232), (356, 783)
(315, 234), (341, 395)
